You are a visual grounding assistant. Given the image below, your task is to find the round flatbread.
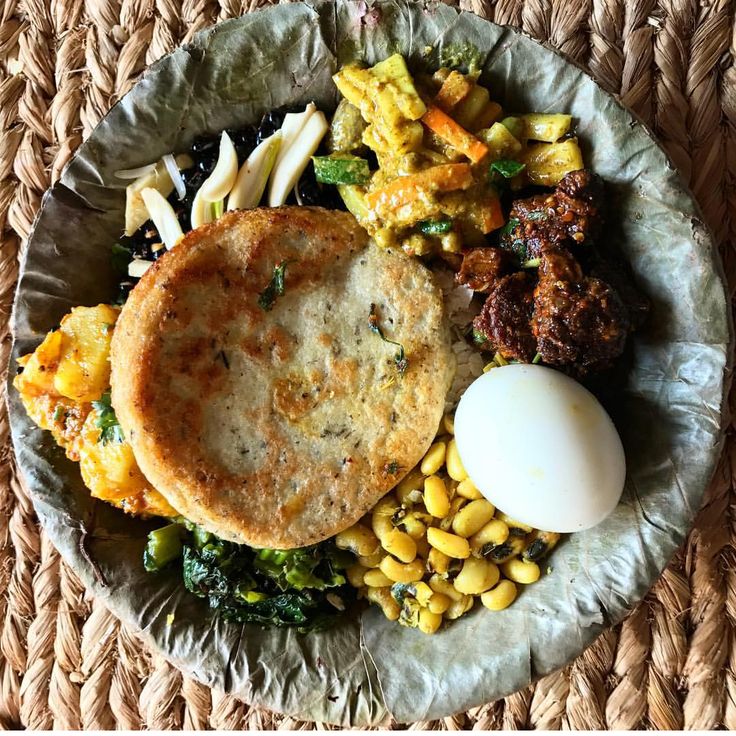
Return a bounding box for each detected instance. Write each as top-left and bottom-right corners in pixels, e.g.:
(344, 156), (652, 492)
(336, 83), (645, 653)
(111, 207), (455, 548)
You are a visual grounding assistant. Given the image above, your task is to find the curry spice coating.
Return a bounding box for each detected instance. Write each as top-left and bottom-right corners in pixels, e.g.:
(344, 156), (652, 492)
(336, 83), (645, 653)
(500, 168), (604, 261)
(531, 248), (630, 372)
(467, 170), (645, 373)
(473, 273), (537, 362)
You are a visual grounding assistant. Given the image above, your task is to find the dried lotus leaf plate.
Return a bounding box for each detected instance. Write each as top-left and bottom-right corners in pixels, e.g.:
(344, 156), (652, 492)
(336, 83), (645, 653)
(7, 0), (732, 726)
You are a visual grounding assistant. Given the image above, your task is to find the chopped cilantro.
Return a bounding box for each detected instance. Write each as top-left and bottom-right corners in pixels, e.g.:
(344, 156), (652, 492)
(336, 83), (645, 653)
(369, 303), (408, 378)
(499, 217), (520, 238)
(52, 405), (65, 423)
(472, 328), (488, 346)
(490, 160), (525, 179)
(384, 460), (401, 475)
(418, 218), (453, 235)
(258, 261), (288, 311)
(91, 391), (124, 444)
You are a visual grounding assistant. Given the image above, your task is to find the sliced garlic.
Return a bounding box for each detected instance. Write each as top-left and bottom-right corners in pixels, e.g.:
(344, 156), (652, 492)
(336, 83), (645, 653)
(268, 111), (328, 207)
(115, 163), (157, 179)
(128, 259), (153, 278)
(140, 187), (184, 249)
(124, 154), (193, 236)
(227, 132), (282, 211)
(198, 131), (238, 202)
(162, 153), (186, 200)
(271, 103), (316, 174)
(191, 187), (215, 230)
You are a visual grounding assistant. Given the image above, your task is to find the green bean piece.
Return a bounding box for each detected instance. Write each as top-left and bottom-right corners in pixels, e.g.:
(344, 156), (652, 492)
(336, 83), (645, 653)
(143, 523), (184, 572)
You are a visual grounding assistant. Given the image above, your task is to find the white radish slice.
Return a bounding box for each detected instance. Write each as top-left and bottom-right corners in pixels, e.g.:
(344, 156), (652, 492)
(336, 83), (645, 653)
(191, 187), (215, 230)
(227, 132), (282, 211)
(140, 187), (184, 249)
(271, 103), (316, 174)
(128, 259), (153, 278)
(115, 163), (157, 179)
(268, 111), (328, 207)
(198, 131), (238, 202)
(162, 153), (186, 200)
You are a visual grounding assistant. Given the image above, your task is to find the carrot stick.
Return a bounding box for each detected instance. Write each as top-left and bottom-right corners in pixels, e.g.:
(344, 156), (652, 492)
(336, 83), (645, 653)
(421, 105), (489, 164)
(434, 71), (473, 113)
(478, 196), (505, 233)
(365, 163), (474, 211)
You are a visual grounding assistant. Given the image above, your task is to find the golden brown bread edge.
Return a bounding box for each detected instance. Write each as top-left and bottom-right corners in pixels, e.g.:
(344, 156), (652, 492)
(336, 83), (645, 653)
(111, 207), (455, 549)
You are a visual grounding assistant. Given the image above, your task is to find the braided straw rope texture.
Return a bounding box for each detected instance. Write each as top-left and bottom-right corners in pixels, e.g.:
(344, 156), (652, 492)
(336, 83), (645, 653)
(0, 0), (733, 729)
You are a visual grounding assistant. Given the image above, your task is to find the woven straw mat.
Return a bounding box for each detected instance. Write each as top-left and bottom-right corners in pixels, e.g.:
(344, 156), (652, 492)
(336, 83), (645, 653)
(0, 0), (735, 730)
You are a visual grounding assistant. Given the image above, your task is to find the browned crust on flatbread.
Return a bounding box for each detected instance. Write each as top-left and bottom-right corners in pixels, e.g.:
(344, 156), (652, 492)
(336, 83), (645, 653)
(111, 207), (454, 548)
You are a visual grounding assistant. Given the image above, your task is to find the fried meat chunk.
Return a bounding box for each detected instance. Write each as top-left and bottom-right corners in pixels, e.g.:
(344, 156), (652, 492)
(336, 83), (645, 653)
(531, 248), (630, 373)
(501, 169), (604, 260)
(456, 246), (515, 293)
(473, 272), (536, 362)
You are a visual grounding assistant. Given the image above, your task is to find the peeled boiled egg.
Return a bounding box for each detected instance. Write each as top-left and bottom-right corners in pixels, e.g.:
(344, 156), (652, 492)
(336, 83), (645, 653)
(454, 364), (625, 533)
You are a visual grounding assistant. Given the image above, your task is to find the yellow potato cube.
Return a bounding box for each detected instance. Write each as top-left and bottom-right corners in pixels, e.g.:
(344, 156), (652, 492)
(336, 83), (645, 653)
(522, 138), (584, 186)
(521, 113), (572, 143)
(14, 330), (62, 396)
(53, 304), (120, 402)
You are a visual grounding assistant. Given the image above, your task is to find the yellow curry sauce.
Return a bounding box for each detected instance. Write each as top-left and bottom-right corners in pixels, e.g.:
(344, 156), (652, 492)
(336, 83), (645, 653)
(14, 304), (176, 518)
(330, 56), (583, 258)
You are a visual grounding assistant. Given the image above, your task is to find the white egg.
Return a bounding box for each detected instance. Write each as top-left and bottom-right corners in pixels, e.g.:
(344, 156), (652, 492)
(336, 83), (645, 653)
(454, 364), (625, 533)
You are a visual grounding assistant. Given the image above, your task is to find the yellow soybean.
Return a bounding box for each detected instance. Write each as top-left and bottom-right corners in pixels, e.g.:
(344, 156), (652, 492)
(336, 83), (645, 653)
(427, 527), (470, 559)
(470, 519), (510, 550)
(453, 557), (500, 595)
(372, 495), (398, 540)
(424, 475), (450, 518)
(481, 580), (518, 610)
(502, 558), (541, 584)
(452, 499), (496, 538)
(401, 514), (427, 540)
(420, 441), (446, 475)
(357, 551), (384, 568)
(379, 556), (424, 583)
(485, 535), (525, 563)
(439, 496), (466, 531)
(381, 528), (417, 563)
(395, 469), (424, 505)
(456, 477), (483, 500)
(446, 438), (468, 481)
(427, 547), (451, 574)
(346, 563), (367, 588)
(428, 573), (463, 602)
(496, 511), (533, 533)
(335, 523), (380, 557)
(418, 608), (443, 634)
(363, 568), (393, 587)
(366, 587), (401, 620)
(413, 581), (433, 606)
(444, 594), (474, 620)
(442, 413), (455, 434)
(428, 592), (451, 614)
